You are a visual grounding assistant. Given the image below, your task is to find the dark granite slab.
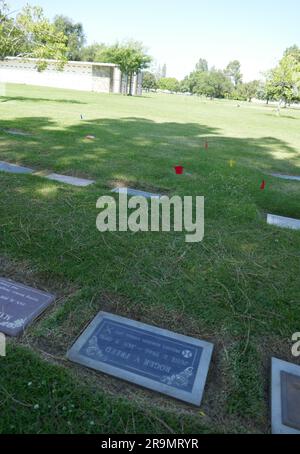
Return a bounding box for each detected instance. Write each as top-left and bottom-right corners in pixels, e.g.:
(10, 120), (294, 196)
(67, 312), (214, 405)
(0, 278), (55, 336)
(46, 173), (95, 187)
(0, 161), (33, 175)
(272, 358), (300, 434)
(112, 187), (161, 199)
(267, 214), (300, 231)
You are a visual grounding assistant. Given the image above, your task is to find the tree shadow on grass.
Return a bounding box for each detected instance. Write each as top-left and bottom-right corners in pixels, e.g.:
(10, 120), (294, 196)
(0, 116), (60, 137)
(0, 95), (86, 105)
(0, 115), (299, 222)
(262, 112), (300, 120)
(0, 115), (299, 174)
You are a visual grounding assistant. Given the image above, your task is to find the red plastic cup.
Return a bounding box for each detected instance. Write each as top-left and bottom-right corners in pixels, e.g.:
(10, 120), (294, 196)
(174, 166), (184, 175)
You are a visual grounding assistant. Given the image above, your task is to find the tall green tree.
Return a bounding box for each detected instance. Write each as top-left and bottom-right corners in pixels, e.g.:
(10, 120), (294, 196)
(79, 42), (106, 62)
(197, 70), (233, 98)
(0, 2), (67, 68)
(179, 76), (191, 93)
(184, 69), (233, 98)
(257, 73), (277, 104)
(100, 41), (151, 95)
(54, 15), (85, 61)
(0, 1), (19, 59)
(142, 71), (158, 91)
(195, 58), (208, 72)
(284, 45), (300, 62)
(158, 77), (180, 92)
(183, 71), (203, 93)
(267, 54), (300, 106)
(225, 60), (243, 87)
(231, 80), (259, 102)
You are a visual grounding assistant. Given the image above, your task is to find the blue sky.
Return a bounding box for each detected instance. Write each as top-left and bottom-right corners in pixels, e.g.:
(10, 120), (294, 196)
(10, 0), (300, 81)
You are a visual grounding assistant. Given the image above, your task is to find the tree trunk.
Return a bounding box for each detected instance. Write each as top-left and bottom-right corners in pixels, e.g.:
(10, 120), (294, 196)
(128, 73), (133, 96)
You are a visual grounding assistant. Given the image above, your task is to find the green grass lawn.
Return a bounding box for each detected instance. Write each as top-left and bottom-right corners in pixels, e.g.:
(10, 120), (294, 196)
(0, 84), (300, 434)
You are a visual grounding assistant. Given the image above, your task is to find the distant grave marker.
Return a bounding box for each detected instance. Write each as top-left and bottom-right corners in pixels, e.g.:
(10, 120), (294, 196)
(112, 187), (161, 199)
(0, 278), (55, 336)
(46, 173), (95, 187)
(0, 161), (33, 175)
(272, 358), (300, 434)
(267, 214), (300, 231)
(67, 312), (214, 405)
(271, 174), (300, 182)
(4, 129), (31, 137)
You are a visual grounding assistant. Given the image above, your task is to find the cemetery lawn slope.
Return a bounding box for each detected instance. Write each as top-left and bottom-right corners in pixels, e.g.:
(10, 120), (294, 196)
(1, 84), (300, 434)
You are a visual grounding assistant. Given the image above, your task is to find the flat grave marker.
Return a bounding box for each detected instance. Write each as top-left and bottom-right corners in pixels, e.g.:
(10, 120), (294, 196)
(267, 214), (300, 231)
(46, 173), (95, 187)
(4, 129), (31, 137)
(0, 161), (33, 175)
(0, 278), (55, 336)
(111, 187), (161, 199)
(0, 332), (6, 357)
(272, 358), (300, 434)
(271, 174), (300, 182)
(67, 312), (214, 406)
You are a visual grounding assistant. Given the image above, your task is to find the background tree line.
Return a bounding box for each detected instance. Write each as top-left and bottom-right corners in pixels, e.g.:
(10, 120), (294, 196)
(1, 2), (299, 102)
(143, 52), (300, 105)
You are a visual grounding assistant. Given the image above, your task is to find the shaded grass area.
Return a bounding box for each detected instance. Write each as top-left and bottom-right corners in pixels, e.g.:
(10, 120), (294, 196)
(0, 84), (300, 434)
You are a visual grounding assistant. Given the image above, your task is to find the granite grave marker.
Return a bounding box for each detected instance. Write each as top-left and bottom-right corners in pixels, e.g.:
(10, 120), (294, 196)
(0, 278), (55, 336)
(267, 214), (300, 231)
(4, 129), (31, 137)
(271, 174), (300, 182)
(272, 358), (300, 434)
(46, 173), (95, 187)
(67, 312), (214, 405)
(0, 161), (33, 175)
(111, 187), (161, 199)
